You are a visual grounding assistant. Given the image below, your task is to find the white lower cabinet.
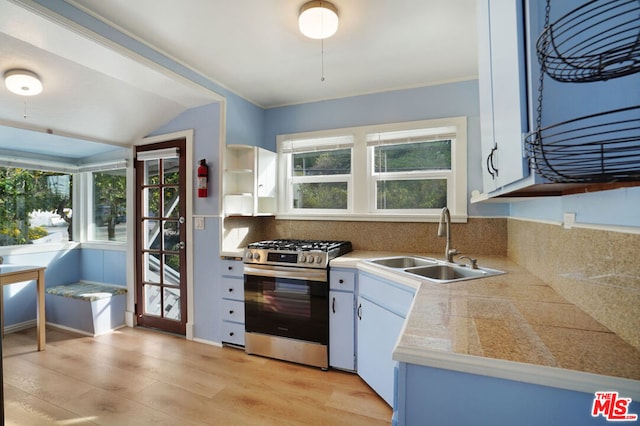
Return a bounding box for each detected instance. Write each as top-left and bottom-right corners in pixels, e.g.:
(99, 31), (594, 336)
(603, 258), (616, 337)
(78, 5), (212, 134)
(356, 271), (416, 407)
(220, 259), (245, 346)
(329, 268), (357, 371)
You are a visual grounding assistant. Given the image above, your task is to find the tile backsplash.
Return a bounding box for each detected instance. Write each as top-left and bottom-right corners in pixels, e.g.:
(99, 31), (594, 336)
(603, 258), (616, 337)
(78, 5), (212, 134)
(508, 218), (640, 350)
(223, 217), (508, 255)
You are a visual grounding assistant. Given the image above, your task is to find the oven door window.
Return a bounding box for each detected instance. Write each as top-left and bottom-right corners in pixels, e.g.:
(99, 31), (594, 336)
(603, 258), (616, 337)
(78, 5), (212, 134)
(245, 274), (328, 344)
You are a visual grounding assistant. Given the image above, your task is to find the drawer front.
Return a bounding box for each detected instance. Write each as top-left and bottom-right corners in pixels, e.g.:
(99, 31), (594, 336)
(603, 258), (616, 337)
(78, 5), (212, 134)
(221, 299), (245, 323)
(358, 272), (415, 318)
(221, 259), (243, 277)
(330, 269), (356, 292)
(221, 321), (245, 346)
(222, 276), (244, 301)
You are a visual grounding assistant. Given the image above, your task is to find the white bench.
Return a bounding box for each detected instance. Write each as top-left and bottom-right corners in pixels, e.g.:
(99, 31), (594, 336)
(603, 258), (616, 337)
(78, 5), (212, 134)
(45, 282), (127, 336)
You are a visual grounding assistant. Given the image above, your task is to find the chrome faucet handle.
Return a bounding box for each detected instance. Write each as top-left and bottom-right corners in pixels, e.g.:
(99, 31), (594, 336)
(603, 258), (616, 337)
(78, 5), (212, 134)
(446, 249), (459, 263)
(458, 255), (478, 269)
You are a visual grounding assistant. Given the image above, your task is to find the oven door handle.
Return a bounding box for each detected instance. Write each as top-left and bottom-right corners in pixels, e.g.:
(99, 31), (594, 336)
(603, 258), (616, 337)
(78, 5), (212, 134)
(244, 264), (328, 282)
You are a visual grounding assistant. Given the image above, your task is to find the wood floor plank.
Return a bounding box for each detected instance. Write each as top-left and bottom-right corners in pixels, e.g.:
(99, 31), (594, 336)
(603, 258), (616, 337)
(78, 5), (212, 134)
(4, 384), (99, 426)
(3, 326), (392, 425)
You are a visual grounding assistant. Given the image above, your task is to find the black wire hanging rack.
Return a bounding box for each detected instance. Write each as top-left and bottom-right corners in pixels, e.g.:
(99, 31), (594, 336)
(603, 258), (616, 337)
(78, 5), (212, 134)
(525, 105), (640, 183)
(525, 0), (640, 183)
(537, 0), (640, 83)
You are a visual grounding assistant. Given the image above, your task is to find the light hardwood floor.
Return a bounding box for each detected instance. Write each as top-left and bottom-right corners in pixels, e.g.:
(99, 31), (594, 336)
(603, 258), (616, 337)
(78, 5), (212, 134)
(2, 326), (391, 425)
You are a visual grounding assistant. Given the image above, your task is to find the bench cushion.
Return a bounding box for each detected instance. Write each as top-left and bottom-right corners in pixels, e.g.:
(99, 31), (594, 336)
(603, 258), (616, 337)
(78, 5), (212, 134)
(46, 282), (127, 301)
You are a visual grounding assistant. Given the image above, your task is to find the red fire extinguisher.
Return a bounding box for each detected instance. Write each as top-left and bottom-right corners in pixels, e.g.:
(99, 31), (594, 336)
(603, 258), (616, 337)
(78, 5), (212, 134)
(197, 159), (209, 198)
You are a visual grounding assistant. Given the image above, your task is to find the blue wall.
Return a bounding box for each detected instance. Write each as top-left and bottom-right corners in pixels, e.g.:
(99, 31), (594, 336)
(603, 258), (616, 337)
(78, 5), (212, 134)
(2, 246), (80, 327)
(265, 80), (510, 218)
(510, 187), (640, 228)
(80, 248), (126, 285)
(148, 102), (227, 343)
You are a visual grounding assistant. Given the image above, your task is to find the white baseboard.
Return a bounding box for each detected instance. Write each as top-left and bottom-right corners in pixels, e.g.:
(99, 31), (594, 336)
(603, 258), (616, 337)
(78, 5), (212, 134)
(3, 319), (36, 334)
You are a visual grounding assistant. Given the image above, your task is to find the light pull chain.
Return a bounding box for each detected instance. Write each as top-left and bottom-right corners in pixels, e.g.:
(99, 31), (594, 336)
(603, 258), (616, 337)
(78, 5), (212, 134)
(321, 38), (325, 82)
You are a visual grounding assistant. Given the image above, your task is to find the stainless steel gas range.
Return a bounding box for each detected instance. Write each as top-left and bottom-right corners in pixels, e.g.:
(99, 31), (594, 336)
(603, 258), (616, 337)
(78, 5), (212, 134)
(243, 239), (353, 369)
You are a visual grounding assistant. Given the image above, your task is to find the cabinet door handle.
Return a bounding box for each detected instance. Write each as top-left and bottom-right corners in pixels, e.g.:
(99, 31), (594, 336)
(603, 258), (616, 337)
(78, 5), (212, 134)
(229, 332), (234, 336)
(229, 310), (234, 314)
(228, 266), (233, 271)
(332, 297), (336, 314)
(339, 279), (344, 284)
(357, 303), (362, 320)
(486, 152), (495, 179)
(228, 288), (233, 292)
(489, 144), (499, 177)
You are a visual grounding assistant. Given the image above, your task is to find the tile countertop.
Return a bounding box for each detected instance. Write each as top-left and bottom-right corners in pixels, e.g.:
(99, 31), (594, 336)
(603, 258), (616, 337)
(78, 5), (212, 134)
(330, 251), (640, 399)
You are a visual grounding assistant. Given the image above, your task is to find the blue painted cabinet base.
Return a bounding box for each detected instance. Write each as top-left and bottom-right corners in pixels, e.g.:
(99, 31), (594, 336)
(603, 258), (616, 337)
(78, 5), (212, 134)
(396, 362), (640, 426)
(46, 285), (126, 336)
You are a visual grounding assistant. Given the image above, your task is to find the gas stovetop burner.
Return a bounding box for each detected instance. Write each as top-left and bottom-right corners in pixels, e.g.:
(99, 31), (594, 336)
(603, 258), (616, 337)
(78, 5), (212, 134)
(248, 239), (350, 252)
(244, 239), (353, 268)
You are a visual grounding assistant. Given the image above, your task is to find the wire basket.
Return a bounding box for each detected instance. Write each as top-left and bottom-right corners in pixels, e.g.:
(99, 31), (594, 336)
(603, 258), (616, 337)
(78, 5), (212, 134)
(525, 105), (640, 183)
(537, 0), (640, 83)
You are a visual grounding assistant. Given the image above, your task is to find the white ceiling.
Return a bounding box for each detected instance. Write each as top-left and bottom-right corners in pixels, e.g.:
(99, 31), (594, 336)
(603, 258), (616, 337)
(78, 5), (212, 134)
(0, 0), (478, 157)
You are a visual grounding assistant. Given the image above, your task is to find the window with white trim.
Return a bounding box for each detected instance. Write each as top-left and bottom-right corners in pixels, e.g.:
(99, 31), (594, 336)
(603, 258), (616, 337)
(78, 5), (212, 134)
(277, 117), (467, 221)
(280, 135), (353, 212)
(0, 153), (129, 247)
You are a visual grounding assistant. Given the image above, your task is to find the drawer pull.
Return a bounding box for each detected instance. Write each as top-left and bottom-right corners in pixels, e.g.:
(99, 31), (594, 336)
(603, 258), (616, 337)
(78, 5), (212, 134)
(229, 332), (234, 336)
(229, 310), (234, 314)
(228, 288), (233, 292)
(228, 266), (233, 271)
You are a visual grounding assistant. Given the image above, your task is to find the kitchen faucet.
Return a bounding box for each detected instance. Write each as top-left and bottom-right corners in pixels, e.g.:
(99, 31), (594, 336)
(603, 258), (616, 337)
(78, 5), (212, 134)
(437, 207), (458, 262)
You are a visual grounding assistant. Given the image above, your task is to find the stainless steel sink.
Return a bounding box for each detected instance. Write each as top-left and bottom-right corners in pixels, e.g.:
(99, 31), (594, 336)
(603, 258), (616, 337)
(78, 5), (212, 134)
(364, 256), (505, 283)
(404, 264), (492, 280)
(368, 256), (437, 268)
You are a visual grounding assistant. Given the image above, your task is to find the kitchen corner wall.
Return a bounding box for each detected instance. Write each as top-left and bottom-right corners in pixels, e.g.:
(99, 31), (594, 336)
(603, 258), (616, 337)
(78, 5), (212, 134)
(508, 218), (640, 351)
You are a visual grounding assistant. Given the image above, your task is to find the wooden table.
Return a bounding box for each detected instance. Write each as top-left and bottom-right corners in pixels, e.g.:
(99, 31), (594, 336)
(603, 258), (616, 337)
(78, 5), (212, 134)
(0, 265), (46, 351)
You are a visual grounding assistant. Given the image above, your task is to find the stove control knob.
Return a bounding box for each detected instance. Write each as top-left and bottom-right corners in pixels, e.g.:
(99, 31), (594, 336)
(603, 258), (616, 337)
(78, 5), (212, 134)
(300, 255), (307, 263)
(252, 252), (261, 261)
(315, 255), (322, 264)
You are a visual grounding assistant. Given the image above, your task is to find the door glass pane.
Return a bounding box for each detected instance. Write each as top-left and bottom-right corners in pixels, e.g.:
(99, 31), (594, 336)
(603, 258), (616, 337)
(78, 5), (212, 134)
(144, 220), (160, 250)
(145, 160), (160, 185)
(145, 188), (160, 218)
(163, 157), (180, 184)
(164, 254), (180, 285)
(144, 284), (161, 316)
(163, 187), (179, 218)
(164, 287), (181, 320)
(163, 221), (180, 251)
(143, 252), (161, 283)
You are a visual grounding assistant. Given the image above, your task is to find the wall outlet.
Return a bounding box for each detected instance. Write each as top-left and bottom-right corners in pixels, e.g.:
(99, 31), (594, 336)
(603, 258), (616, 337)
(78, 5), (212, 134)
(563, 212), (576, 229)
(194, 217), (205, 230)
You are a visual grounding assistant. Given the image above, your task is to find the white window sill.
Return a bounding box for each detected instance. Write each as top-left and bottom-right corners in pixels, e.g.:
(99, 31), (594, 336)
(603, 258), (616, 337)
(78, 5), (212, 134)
(275, 213), (468, 223)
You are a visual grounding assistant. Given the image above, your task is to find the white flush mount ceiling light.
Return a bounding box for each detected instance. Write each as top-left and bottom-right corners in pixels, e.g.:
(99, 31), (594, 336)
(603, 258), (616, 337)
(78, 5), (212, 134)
(4, 69), (43, 96)
(299, 1), (339, 39)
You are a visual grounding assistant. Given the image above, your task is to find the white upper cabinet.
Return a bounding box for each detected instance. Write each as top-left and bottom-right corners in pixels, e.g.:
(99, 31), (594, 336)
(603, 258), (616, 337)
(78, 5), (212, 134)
(223, 145), (277, 216)
(477, 0), (530, 192)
